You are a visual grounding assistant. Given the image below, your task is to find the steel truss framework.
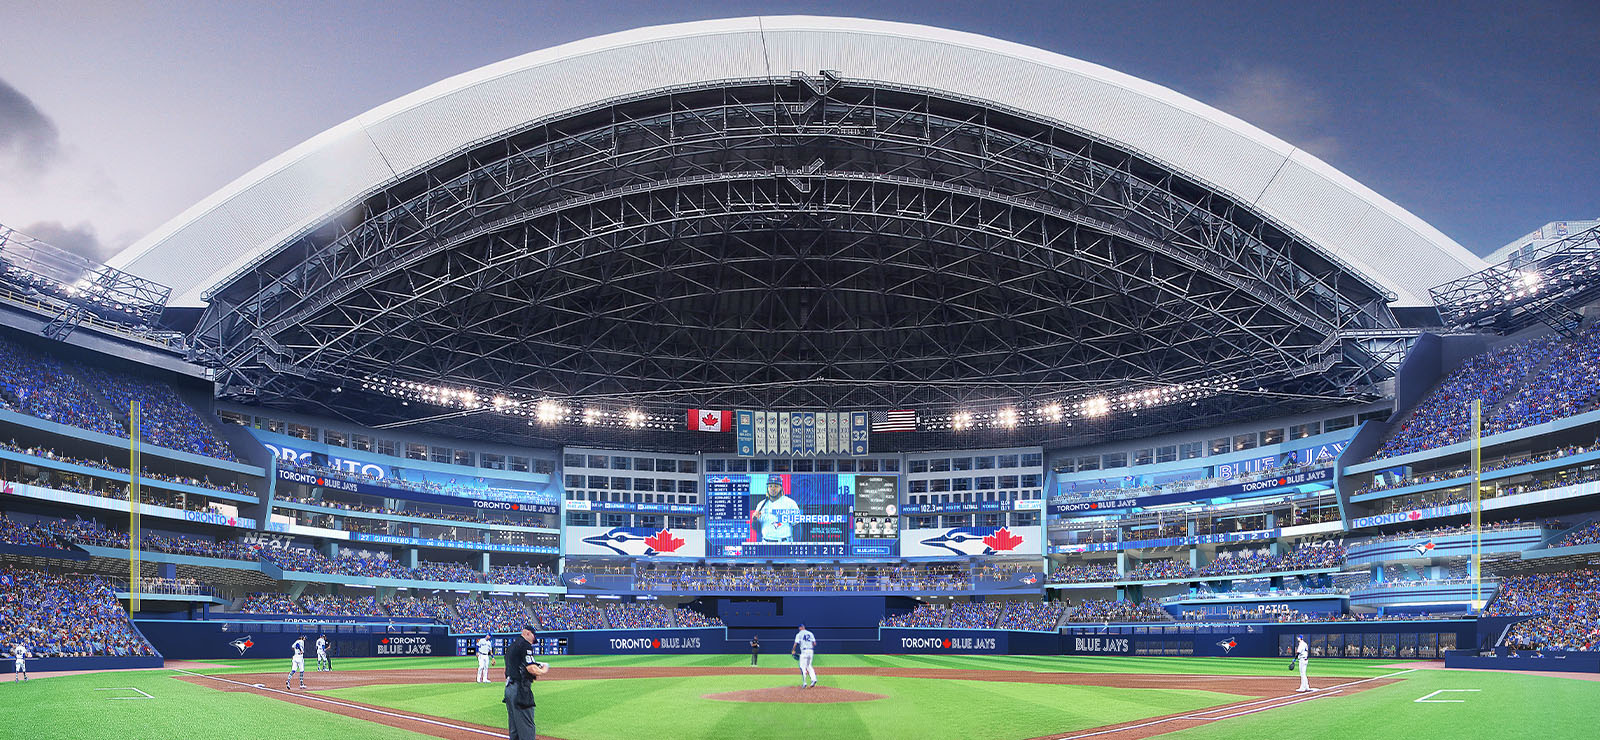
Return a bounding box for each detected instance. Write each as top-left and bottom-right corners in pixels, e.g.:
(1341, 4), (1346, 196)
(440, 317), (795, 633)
(1431, 224), (1600, 337)
(195, 79), (1401, 423)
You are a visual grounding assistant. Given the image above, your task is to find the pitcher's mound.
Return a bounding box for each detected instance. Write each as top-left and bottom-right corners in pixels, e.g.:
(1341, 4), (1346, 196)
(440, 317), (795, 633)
(704, 686), (887, 704)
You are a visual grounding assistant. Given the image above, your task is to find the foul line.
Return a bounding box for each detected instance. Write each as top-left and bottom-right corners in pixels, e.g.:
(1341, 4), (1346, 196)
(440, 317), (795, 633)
(1052, 669), (1417, 740)
(94, 687), (154, 699)
(1415, 689), (1480, 703)
(172, 669), (507, 738)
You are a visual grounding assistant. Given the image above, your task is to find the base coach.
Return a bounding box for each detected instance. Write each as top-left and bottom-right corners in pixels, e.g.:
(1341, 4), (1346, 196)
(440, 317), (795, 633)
(505, 624), (550, 739)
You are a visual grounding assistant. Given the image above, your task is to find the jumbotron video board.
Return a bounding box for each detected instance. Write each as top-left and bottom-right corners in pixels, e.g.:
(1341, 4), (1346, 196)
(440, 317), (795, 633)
(705, 473), (898, 557)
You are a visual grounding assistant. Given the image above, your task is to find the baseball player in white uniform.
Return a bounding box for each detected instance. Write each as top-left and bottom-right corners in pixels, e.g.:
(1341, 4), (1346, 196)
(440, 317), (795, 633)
(1295, 635), (1312, 692)
(475, 635), (494, 683)
(286, 636), (307, 690)
(315, 635), (330, 672)
(11, 643), (27, 682)
(792, 623), (818, 688)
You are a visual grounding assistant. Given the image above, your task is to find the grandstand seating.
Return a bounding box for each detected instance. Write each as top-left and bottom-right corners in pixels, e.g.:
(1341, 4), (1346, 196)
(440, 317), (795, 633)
(0, 336), (236, 460)
(0, 567), (158, 657)
(1063, 598), (1172, 623)
(1373, 329), (1600, 460)
(1488, 569), (1600, 651)
(1558, 522), (1600, 548)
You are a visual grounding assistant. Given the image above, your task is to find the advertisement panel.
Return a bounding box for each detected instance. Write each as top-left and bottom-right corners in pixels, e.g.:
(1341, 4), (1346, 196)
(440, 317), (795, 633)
(899, 525), (1042, 557)
(704, 473), (899, 558)
(1049, 468), (1333, 516)
(564, 525), (706, 558)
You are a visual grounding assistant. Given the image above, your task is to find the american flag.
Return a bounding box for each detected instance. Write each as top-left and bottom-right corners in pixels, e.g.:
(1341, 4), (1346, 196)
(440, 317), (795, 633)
(870, 410), (918, 432)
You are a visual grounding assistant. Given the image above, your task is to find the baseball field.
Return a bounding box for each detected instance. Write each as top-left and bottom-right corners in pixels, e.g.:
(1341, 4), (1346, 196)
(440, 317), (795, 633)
(6, 655), (1597, 740)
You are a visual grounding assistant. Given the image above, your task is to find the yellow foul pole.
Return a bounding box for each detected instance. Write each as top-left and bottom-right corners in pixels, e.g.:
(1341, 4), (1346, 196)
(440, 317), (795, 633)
(1472, 399), (1482, 611)
(130, 400), (141, 612)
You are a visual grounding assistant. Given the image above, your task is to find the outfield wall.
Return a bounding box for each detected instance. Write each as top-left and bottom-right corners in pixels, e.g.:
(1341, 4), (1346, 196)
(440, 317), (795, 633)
(131, 618), (1483, 660)
(136, 619), (451, 660)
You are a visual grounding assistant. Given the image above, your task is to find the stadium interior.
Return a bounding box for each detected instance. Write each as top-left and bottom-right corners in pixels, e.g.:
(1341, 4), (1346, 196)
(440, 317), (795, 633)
(3, 17), (1598, 692)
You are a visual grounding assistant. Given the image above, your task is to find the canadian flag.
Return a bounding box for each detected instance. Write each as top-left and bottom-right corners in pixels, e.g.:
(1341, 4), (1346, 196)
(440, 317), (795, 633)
(687, 409), (730, 432)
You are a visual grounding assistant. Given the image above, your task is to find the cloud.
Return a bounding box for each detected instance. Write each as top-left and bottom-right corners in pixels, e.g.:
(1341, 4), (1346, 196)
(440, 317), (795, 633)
(18, 220), (118, 263)
(0, 77), (61, 173)
(1209, 65), (1342, 159)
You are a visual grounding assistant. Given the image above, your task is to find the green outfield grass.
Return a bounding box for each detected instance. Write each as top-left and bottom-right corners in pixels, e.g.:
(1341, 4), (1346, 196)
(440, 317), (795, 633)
(0, 670), (430, 740)
(321, 673), (1243, 740)
(199, 653), (1402, 677)
(16, 656), (1592, 740)
(1163, 668), (1600, 740)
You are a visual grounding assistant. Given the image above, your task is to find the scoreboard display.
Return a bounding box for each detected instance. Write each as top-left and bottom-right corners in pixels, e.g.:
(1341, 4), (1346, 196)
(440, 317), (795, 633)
(705, 473), (899, 558)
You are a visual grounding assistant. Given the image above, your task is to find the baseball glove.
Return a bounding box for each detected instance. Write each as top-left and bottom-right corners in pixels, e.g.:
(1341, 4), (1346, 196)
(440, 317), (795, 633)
(791, 652), (800, 661)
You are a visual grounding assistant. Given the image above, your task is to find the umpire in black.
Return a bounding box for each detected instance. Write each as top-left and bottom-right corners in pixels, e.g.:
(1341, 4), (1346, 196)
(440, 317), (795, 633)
(504, 624), (549, 739)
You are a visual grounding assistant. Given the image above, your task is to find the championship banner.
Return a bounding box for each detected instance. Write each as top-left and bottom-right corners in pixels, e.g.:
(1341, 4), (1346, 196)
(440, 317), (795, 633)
(735, 410), (869, 457)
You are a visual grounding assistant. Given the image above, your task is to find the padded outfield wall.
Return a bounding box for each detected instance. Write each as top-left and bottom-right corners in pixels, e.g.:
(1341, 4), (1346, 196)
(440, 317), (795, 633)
(129, 620), (1481, 661)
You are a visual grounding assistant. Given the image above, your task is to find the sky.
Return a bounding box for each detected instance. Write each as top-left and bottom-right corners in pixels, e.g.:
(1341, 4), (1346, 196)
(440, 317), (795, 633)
(0, 0), (1595, 266)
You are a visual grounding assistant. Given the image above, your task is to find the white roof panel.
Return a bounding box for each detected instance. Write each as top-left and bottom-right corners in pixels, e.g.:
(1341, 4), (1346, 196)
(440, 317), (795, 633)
(110, 16), (1484, 306)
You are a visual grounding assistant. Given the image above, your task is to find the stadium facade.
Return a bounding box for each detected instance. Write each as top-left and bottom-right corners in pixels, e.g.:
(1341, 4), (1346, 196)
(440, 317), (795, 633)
(2, 17), (1598, 672)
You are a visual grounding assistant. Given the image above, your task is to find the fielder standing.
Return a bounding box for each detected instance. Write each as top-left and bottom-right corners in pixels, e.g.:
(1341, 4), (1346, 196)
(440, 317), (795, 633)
(476, 634), (494, 683)
(11, 642), (27, 682)
(792, 623), (817, 688)
(1295, 634), (1312, 692)
(315, 634), (330, 672)
(286, 635), (307, 690)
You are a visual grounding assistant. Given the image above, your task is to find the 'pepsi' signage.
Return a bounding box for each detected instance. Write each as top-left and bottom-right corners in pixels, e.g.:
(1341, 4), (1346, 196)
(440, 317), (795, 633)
(1050, 468), (1333, 516)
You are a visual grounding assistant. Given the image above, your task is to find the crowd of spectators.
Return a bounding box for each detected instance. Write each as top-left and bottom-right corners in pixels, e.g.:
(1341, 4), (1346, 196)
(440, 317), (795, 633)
(948, 601), (1005, 629)
(635, 562), (977, 592)
(1372, 337), (1557, 460)
(527, 600), (605, 630)
(603, 602), (671, 629)
(1356, 520), (1534, 546)
(1355, 439), (1600, 498)
(452, 598), (534, 634)
(882, 603), (949, 628)
(0, 566), (158, 657)
(1003, 601), (1066, 630)
(1047, 563), (1119, 583)
(0, 337), (123, 436)
(0, 440), (253, 499)
(1064, 599), (1172, 623)
(1196, 544), (1345, 577)
(488, 564), (559, 586)
(0, 514), (263, 561)
(273, 490), (540, 528)
(1486, 325), (1600, 435)
(1488, 569), (1600, 651)
(1558, 521), (1600, 548)
(80, 365), (237, 461)
(1051, 461), (1326, 506)
(277, 461), (557, 507)
(1126, 560), (1198, 581)
(672, 609), (723, 628)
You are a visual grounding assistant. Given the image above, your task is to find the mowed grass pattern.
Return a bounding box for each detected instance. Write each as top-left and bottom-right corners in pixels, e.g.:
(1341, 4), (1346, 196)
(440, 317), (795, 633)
(1163, 668), (1600, 740)
(0, 669), (431, 740)
(321, 673), (1244, 740)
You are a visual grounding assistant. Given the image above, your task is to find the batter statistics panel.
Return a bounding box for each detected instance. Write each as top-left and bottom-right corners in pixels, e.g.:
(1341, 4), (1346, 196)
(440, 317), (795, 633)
(705, 473), (899, 558)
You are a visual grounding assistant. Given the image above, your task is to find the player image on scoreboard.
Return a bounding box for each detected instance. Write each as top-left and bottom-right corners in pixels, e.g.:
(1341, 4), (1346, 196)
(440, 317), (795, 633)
(705, 473), (892, 557)
(743, 474), (848, 544)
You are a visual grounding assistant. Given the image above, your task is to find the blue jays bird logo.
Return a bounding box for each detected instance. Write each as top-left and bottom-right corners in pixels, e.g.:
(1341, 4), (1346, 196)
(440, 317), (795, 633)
(229, 636), (255, 655)
(1408, 539), (1436, 557)
(919, 527), (1026, 556)
(582, 527), (686, 556)
(1216, 637), (1237, 653)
